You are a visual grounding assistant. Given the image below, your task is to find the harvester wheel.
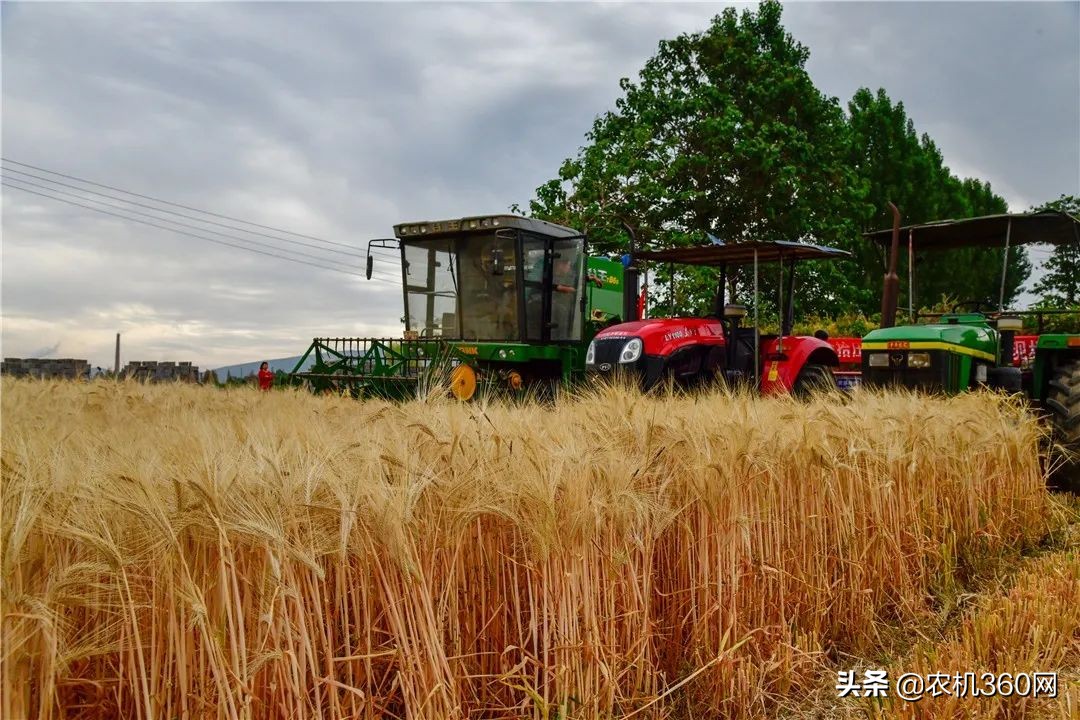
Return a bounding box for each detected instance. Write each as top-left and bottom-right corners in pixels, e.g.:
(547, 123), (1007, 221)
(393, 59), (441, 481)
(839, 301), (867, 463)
(792, 364), (838, 398)
(1046, 359), (1080, 492)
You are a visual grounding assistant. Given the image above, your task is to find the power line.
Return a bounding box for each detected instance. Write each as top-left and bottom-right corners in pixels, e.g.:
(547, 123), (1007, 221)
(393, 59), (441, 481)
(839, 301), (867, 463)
(2, 157), (364, 252)
(3, 179), (405, 285)
(4, 174), (383, 270)
(1, 165), (369, 261)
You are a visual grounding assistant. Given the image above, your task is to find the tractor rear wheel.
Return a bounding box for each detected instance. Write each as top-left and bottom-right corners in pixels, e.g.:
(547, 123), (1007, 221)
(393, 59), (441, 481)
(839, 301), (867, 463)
(1046, 359), (1080, 492)
(793, 364), (838, 398)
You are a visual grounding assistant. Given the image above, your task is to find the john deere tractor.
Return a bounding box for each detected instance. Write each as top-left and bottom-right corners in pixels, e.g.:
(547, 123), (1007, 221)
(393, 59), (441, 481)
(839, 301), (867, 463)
(859, 204), (1080, 488)
(289, 214), (626, 400)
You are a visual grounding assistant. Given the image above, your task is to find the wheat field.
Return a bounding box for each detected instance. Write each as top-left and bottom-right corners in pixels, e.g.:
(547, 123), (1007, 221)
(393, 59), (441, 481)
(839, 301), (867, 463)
(0, 377), (1063, 719)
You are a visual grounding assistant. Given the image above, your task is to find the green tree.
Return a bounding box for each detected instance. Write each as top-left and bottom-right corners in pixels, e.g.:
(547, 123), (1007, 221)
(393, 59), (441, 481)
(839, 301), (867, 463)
(523, 1), (1028, 321)
(526, 0), (864, 321)
(1031, 194), (1080, 306)
(845, 88), (1029, 312)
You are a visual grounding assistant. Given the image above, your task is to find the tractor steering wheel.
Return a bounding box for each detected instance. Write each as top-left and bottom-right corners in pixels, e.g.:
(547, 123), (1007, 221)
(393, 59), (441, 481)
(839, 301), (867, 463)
(950, 300), (993, 315)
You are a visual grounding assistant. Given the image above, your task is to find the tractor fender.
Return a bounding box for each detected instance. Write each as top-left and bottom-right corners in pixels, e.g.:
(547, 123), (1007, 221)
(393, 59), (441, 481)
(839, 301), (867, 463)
(758, 337), (839, 394)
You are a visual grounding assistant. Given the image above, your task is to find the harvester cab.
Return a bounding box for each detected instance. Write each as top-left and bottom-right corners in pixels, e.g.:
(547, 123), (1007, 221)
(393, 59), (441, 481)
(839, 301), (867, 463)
(291, 214), (626, 400)
(585, 239), (852, 394)
(859, 206), (1080, 487)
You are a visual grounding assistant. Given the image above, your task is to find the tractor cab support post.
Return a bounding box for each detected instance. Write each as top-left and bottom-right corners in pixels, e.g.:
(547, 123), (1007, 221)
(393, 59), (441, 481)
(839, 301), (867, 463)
(668, 263), (675, 315)
(998, 218), (1013, 311)
(881, 202), (902, 328)
(621, 220), (641, 323)
(782, 258), (797, 337)
(753, 249), (760, 383)
(712, 263), (728, 321)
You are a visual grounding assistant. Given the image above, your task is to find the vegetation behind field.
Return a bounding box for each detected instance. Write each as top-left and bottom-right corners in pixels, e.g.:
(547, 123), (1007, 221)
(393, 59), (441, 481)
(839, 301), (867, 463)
(0, 379), (1071, 719)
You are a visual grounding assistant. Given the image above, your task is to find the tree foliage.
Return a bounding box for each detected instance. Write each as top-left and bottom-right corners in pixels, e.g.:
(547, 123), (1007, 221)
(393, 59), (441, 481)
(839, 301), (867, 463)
(524, 1), (1033, 320)
(845, 88), (1028, 311)
(527, 0), (862, 322)
(1031, 194), (1080, 307)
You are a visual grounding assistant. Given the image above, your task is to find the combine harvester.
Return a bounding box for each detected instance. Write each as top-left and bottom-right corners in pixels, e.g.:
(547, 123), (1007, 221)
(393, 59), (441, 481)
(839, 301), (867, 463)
(858, 204), (1080, 488)
(290, 214), (628, 400)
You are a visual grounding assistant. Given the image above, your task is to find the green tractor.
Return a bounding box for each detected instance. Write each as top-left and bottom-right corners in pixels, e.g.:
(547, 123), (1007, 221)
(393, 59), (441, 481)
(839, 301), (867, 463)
(860, 204), (1080, 488)
(289, 214), (629, 400)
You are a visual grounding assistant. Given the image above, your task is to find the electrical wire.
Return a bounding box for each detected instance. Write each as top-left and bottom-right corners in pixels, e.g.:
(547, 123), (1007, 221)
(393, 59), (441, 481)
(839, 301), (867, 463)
(3, 179), (407, 285)
(2, 157), (364, 251)
(1, 165), (369, 260)
(4, 174), (381, 269)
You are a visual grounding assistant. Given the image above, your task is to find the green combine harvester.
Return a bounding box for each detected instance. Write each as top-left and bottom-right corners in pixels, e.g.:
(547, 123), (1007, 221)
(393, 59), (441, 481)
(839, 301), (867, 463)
(860, 204), (1080, 488)
(289, 214), (631, 400)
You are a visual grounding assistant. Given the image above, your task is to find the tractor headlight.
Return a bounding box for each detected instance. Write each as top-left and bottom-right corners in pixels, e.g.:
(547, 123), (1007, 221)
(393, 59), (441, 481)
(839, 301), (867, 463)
(907, 352), (931, 369)
(620, 338), (643, 364)
(868, 353), (889, 368)
(585, 340), (596, 366)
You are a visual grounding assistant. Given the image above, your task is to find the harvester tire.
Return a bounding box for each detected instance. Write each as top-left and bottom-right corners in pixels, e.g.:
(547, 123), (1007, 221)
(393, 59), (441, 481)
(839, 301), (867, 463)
(1046, 359), (1080, 492)
(792, 364), (837, 398)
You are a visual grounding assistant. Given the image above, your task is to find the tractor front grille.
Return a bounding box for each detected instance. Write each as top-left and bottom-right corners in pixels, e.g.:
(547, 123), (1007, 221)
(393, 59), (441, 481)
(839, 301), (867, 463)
(861, 349), (951, 392)
(590, 338), (633, 371)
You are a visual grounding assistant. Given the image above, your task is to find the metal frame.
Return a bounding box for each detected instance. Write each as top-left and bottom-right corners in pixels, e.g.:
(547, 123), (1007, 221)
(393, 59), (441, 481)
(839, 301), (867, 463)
(869, 209), (1080, 318)
(289, 337), (462, 397)
(635, 240), (849, 377)
(395, 229), (590, 345)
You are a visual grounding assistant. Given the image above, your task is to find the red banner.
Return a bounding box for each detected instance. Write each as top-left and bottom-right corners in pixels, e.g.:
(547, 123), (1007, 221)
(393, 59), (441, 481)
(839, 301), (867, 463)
(828, 337), (862, 365)
(827, 335), (1039, 367)
(1012, 335), (1038, 368)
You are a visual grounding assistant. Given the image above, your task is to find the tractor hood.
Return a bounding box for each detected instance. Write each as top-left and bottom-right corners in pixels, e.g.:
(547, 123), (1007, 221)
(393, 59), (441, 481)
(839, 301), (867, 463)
(594, 317), (726, 356)
(862, 323), (998, 362)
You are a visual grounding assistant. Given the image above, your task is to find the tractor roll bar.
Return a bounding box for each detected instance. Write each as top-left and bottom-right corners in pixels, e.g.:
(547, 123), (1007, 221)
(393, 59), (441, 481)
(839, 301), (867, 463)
(864, 210), (1080, 250)
(634, 240), (850, 266)
(620, 221), (641, 323)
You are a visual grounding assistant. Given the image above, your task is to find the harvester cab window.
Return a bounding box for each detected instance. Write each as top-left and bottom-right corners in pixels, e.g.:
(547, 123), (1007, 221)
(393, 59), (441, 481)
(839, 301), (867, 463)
(401, 226), (585, 343)
(458, 233), (520, 341)
(523, 240), (547, 341)
(403, 239), (459, 338)
(550, 237), (585, 342)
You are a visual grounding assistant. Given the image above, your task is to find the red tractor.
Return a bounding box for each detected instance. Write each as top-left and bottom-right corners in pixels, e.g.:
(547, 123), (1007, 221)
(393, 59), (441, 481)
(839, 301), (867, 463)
(585, 239), (851, 394)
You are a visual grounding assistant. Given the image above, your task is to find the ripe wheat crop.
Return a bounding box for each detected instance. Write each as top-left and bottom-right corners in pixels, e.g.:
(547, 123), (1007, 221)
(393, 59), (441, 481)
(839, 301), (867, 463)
(0, 378), (1056, 719)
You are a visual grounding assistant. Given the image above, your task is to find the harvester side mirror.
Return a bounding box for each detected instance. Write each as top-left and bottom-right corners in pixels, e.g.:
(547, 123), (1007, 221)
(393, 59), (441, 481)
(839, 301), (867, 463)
(365, 254), (374, 280)
(490, 248), (504, 276)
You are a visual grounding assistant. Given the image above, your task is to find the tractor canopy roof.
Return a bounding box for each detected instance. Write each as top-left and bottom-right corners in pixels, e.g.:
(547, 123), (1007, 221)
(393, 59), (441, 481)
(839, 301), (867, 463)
(394, 214), (580, 240)
(864, 210), (1080, 251)
(634, 240), (851, 266)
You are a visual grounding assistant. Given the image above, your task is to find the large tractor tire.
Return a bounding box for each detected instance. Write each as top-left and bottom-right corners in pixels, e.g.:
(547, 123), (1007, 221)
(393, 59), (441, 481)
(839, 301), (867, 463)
(792, 363), (838, 398)
(1046, 359), (1080, 492)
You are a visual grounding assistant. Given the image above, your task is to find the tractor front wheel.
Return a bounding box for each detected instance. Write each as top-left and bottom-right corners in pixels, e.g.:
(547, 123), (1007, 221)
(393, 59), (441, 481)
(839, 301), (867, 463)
(1046, 359), (1080, 492)
(792, 364), (838, 398)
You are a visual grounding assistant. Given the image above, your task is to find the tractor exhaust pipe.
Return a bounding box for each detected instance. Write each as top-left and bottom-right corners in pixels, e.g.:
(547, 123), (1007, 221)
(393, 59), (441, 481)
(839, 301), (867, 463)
(880, 202), (901, 329)
(621, 220), (640, 322)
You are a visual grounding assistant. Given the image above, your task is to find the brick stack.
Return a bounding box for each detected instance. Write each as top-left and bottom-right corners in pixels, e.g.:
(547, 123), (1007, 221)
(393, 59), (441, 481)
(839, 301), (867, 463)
(122, 361), (201, 383)
(1, 358), (91, 379)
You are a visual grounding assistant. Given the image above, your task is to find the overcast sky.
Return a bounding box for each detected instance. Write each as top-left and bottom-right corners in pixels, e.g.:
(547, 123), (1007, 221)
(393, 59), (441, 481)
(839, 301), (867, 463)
(2, 1), (1078, 370)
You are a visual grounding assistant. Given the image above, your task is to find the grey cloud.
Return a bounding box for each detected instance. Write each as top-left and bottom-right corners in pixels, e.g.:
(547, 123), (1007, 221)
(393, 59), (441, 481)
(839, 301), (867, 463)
(3, 2), (1077, 368)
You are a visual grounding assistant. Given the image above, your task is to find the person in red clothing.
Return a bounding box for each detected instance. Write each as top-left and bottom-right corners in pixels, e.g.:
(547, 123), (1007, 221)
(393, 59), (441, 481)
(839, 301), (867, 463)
(257, 361), (273, 391)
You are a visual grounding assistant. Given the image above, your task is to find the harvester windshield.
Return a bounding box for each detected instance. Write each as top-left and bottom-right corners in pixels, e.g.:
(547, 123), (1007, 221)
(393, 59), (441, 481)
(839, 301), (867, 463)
(391, 215), (588, 343)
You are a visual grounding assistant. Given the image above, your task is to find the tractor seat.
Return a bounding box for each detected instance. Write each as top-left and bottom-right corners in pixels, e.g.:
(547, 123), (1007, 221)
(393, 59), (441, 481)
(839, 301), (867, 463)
(723, 304), (747, 319)
(729, 327), (758, 375)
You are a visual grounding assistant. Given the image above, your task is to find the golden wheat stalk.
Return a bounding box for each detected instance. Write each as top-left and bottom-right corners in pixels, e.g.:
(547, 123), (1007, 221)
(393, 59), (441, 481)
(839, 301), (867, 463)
(0, 377), (1056, 719)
